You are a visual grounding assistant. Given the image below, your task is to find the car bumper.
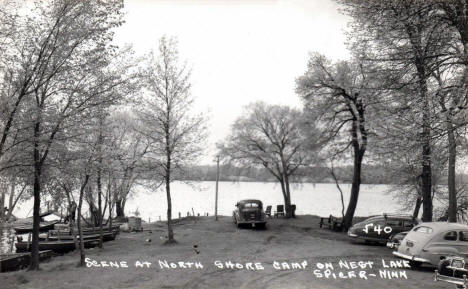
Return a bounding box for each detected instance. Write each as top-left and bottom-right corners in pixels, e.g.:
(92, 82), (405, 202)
(392, 251), (430, 263)
(237, 220), (266, 225)
(435, 270), (468, 286)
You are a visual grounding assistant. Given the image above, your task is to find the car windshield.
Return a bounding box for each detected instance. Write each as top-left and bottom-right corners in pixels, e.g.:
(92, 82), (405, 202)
(413, 226), (433, 234)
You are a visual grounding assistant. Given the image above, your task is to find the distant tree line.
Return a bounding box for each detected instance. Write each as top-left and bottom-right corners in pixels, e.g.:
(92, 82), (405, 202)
(180, 164), (468, 185)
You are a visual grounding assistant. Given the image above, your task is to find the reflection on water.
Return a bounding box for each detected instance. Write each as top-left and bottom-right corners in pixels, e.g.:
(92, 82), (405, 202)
(0, 227), (16, 254)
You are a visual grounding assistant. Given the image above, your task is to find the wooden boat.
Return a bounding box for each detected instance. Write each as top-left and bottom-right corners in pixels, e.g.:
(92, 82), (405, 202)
(0, 250), (53, 272)
(40, 231), (116, 242)
(50, 226), (120, 236)
(13, 220), (60, 234)
(15, 239), (99, 254)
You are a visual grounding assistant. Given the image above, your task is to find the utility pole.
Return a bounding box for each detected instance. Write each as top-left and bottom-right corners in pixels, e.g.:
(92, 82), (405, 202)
(215, 155), (220, 221)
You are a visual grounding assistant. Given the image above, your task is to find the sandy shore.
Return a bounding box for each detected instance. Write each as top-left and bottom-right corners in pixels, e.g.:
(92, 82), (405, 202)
(2, 215), (447, 289)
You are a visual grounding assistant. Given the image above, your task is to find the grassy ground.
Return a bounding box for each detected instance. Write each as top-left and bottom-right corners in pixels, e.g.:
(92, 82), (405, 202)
(2, 215), (447, 289)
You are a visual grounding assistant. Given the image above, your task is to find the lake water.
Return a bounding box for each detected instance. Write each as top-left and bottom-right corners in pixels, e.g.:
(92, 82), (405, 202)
(125, 181), (407, 221)
(1, 181), (407, 253)
(8, 181), (407, 222)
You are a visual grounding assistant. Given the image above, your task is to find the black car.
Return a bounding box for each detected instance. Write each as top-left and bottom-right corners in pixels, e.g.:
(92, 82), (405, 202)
(436, 256), (468, 288)
(347, 214), (419, 244)
(232, 199), (267, 229)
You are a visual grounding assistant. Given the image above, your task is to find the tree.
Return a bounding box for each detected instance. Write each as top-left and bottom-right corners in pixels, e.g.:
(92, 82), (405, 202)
(14, 0), (125, 270)
(221, 102), (312, 218)
(137, 36), (207, 244)
(340, 0), (458, 222)
(103, 110), (150, 220)
(296, 54), (379, 229)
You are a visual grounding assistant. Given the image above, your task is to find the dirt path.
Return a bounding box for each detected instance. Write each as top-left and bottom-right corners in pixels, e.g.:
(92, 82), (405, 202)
(2, 216), (448, 289)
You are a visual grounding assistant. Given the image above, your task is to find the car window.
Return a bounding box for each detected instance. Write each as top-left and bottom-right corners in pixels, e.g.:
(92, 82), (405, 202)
(372, 219), (386, 226)
(444, 231), (458, 241)
(459, 231), (468, 241)
(413, 226), (433, 234)
(244, 203), (259, 208)
(386, 219), (402, 227)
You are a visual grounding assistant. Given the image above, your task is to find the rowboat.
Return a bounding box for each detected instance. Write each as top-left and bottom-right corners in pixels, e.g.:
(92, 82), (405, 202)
(39, 231), (116, 242)
(0, 250), (53, 272)
(15, 239), (99, 254)
(13, 220), (60, 234)
(50, 227), (119, 238)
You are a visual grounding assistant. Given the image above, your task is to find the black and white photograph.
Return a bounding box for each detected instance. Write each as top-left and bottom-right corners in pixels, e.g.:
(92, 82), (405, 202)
(1, 0), (468, 288)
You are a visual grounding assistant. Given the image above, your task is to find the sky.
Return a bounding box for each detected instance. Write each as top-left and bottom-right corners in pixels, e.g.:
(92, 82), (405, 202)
(114, 0), (350, 163)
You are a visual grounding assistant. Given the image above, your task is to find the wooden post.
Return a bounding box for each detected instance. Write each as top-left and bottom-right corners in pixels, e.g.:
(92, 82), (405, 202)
(179, 212), (181, 219)
(187, 212), (189, 217)
(215, 155), (220, 221)
(192, 208), (195, 217)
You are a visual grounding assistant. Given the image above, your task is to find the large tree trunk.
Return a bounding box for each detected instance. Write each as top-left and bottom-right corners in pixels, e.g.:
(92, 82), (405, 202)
(278, 179), (289, 217)
(420, 77), (433, 222)
(343, 150), (363, 230)
(413, 193), (422, 219)
(97, 168), (103, 247)
(421, 140), (432, 222)
(77, 174), (90, 267)
(97, 116), (104, 247)
(447, 113), (457, 222)
(343, 118), (365, 231)
(0, 179), (6, 221)
(165, 152), (175, 243)
(29, 123), (42, 271)
(115, 198), (125, 219)
(283, 174), (292, 218)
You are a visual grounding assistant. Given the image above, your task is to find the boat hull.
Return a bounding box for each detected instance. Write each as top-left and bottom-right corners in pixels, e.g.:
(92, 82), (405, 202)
(15, 239), (99, 254)
(41, 232), (116, 242)
(0, 250), (53, 272)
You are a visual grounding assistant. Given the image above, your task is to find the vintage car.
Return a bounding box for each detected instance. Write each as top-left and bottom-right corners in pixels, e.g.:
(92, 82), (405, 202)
(435, 255), (468, 288)
(232, 199), (267, 229)
(347, 214), (418, 244)
(393, 222), (468, 267)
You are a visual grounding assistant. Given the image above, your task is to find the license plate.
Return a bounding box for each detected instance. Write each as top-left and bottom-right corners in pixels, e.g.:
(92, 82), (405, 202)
(452, 259), (465, 269)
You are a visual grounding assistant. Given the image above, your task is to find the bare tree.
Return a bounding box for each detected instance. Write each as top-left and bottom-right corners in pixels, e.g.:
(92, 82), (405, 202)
(296, 54), (379, 229)
(221, 102), (312, 218)
(137, 36), (207, 244)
